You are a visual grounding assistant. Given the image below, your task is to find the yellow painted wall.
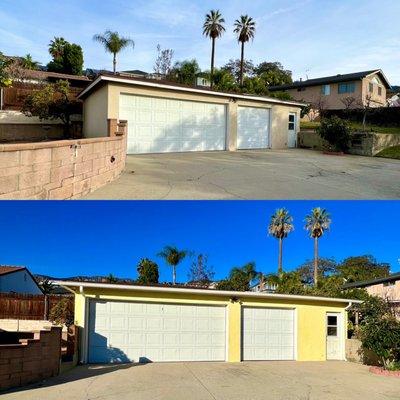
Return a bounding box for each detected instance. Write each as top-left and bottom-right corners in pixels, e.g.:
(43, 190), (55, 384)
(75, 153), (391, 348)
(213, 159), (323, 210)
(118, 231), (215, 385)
(72, 287), (348, 363)
(83, 82), (302, 150)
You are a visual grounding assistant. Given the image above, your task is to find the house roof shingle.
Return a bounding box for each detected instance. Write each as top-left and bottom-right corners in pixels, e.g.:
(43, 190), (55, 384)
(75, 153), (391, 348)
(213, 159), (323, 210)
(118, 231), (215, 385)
(342, 272), (400, 289)
(269, 69), (391, 91)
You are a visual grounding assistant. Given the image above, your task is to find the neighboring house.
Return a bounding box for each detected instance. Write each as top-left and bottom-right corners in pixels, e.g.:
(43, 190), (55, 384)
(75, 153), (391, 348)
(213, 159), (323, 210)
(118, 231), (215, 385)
(53, 279), (360, 364)
(0, 266), (43, 295)
(79, 73), (304, 154)
(343, 273), (400, 308)
(269, 69), (391, 110)
(387, 93), (400, 107)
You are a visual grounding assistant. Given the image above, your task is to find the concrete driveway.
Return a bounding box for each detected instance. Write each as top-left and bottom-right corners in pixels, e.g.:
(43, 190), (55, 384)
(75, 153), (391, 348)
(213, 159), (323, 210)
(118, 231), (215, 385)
(84, 149), (400, 200)
(3, 361), (400, 400)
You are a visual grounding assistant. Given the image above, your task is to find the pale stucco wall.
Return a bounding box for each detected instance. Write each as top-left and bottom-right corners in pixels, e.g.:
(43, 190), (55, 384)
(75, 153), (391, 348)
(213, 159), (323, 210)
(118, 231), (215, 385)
(366, 280), (400, 301)
(83, 85), (108, 138)
(83, 82), (302, 150)
(73, 288), (348, 363)
(0, 270), (42, 295)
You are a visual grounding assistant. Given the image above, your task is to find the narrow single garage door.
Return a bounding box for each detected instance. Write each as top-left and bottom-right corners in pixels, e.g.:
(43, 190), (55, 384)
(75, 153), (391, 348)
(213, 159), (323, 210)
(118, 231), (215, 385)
(237, 106), (270, 149)
(119, 94), (227, 154)
(242, 307), (295, 360)
(88, 300), (226, 363)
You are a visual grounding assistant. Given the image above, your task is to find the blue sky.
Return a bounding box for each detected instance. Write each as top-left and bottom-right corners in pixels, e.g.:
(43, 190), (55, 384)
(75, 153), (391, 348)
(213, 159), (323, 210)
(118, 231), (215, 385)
(0, 201), (399, 282)
(1, 0), (399, 83)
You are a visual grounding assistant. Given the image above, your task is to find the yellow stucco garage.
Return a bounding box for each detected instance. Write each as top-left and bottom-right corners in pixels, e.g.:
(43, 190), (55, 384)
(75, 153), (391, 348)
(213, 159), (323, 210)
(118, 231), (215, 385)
(78, 74), (305, 154)
(54, 281), (360, 364)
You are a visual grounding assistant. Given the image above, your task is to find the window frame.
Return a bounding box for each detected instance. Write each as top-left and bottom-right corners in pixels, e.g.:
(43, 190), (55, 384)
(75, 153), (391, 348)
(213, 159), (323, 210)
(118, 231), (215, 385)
(338, 82), (355, 94)
(321, 84), (331, 96)
(327, 315), (338, 337)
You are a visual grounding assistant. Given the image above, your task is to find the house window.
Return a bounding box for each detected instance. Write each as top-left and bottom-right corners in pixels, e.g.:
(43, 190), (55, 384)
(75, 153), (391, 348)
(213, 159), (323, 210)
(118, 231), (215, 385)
(288, 114), (295, 130)
(338, 82), (355, 94)
(321, 84), (331, 95)
(383, 280), (396, 287)
(369, 83), (374, 93)
(327, 315), (338, 336)
(378, 86), (382, 96)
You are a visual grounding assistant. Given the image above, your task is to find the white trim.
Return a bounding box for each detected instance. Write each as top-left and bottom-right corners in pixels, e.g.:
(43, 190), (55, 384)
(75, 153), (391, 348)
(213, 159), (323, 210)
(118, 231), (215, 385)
(78, 75), (306, 108)
(294, 307), (298, 361)
(51, 280), (362, 305)
(326, 311), (344, 361)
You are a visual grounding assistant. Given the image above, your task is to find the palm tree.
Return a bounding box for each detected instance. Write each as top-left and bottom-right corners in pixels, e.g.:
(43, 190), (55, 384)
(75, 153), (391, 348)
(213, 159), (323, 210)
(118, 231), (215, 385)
(203, 10), (225, 88)
(268, 208), (294, 276)
(20, 54), (40, 70)
(233, 15), (256, 85)
(93, 30), (134, 74)
(158, 245), (187, 285)
(304, 208), (331, 286)
(49, 37), (67, 59)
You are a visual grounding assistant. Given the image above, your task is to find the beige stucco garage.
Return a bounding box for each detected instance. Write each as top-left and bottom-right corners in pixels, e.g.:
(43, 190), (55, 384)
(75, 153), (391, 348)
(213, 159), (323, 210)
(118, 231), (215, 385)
(78, 74), (304, 154)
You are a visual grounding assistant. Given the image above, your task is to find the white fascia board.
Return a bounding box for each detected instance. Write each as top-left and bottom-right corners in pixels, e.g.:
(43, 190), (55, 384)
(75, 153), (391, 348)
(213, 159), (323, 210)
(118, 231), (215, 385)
(51, 280), (362, 304)
(78, 75), (306, 108)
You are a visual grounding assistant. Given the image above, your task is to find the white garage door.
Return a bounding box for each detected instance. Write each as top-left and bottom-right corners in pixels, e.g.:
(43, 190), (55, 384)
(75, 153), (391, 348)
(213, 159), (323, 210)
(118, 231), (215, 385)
(242, 307), (295, 360)
(88, 300), (226, 363)
(119, 94), (227, 154)
(237, 106), (270, 149)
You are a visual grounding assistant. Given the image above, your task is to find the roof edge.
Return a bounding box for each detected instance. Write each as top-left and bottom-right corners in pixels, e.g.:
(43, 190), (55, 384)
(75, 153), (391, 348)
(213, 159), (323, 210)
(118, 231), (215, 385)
(51, 280), (362, 304)
(77, 75), (306, 107)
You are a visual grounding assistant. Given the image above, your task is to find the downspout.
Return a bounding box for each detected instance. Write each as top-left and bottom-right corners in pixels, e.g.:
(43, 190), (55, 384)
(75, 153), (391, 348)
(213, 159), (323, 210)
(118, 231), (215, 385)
(343, 301), (353, 361)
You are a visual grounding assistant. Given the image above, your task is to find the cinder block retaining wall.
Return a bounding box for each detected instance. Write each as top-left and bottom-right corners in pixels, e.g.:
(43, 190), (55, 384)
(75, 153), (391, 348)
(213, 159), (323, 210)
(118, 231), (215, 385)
(0, 327), (61, 391)
(298, 130), (400, 156)
(0, 121), (127, 199)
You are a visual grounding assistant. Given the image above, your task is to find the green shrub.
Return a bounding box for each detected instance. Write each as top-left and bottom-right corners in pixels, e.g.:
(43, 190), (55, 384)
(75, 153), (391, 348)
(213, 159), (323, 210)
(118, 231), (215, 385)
(136, 258), (159, 285)
(316, 116), (352, 151)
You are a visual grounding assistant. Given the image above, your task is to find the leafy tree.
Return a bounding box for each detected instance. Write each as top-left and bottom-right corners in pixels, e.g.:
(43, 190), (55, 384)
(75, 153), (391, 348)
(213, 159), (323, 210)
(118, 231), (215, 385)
(137, 258), (159, 285)
(49, 297), (74, 327)
(106, 273), (118, 283)
(188, 254), (214, 283)
(242, 75), (269, 95)
(296, 257), (338, 285)
(169, 59), (201, 86)
(316, 116), (352, 152)
(222, 58), (255, 83)
(216, 262), (258, 291)
(0, 52), (12, 87)
(158, 245), (187, 285)
(337, 255), (390, 283)
(304, 208), (331, 286)
(153, 44), (174, 76)
(254, 61), (292, 86)
(93, 30), (135, 73)
(47, 38), (84, 75)
(211, 68), (237, 92)
(20, 54), (40, 70)
(233, 15), (256, 85)
(267, 271), (307, 295)
(203, 9), (225, 88)
(268, 208), (294, 276)
(356, 297), (400, 369)
(22, 80), (81, 138)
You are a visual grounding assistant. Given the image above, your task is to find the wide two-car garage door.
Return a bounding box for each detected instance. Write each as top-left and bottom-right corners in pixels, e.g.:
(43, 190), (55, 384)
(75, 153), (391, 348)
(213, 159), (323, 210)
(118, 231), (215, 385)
(119, 94), (227, 154)
(88, 300), (226, 363)
(237, 106), (270, 149)
(242, 307), (295, 360)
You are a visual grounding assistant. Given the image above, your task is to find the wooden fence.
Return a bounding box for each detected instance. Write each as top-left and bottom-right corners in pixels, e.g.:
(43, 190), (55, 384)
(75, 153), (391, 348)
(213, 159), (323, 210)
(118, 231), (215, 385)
(0, 293), (73, 320)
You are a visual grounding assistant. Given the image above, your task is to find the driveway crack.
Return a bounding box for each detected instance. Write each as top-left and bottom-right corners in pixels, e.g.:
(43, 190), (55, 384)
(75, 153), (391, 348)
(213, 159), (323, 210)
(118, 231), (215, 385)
(184, 363), (218, 400)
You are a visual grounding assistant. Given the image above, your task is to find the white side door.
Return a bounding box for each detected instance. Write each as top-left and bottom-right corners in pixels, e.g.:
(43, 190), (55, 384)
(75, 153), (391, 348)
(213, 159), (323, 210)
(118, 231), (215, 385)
(287, 113), (297, 148)
(119, 94), (227, 154)
(88, 300), (227, 363)
(242, 307), (295, 360)
(326, 313), (343, 360)
(237, 106), (270, 149)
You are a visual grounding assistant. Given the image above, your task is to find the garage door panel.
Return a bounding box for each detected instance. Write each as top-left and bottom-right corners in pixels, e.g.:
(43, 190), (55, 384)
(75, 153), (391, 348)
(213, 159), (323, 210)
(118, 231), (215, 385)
(89, 301), (226, 363)
(238, 107), (270, 150)
(242, 307), (295, 361)
(120, 94), (226, 154)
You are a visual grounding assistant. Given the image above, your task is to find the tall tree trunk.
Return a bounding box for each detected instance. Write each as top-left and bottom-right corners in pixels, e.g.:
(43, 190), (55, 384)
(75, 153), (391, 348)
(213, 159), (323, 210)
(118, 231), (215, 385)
(278, 238), (283, 277)
(210, 37), (215, 88)
(239, 41), (245, 86)
(113, 53), (117, 74)
(172, 265), (176, 285)
(314, 237), (319, 286)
